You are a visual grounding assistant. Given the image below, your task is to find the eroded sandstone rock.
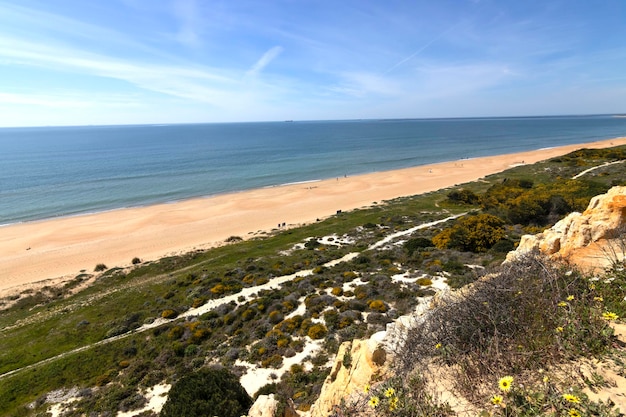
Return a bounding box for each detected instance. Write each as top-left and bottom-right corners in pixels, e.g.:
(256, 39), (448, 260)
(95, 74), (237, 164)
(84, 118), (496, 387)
(309, 337), (385, 416)
(248, 394), (279, 417)
(508, 186), (626, 269)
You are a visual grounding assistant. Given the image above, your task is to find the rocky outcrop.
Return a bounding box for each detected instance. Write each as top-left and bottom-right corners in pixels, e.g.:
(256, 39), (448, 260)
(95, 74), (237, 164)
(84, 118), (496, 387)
(248, 394), (280, 417)
(308, 297), (436, 416)
(308, 336), (387, 417)
(248, 393), (298, 417)
(507, 186), (626, 269)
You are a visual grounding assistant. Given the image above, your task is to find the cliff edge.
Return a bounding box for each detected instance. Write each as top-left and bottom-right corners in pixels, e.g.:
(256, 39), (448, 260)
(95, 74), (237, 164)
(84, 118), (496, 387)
(507, 185), (626, 271)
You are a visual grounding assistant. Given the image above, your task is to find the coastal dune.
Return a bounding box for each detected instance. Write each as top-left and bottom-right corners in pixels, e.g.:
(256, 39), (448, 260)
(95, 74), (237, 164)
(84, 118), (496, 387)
(1, 137), (625, 296)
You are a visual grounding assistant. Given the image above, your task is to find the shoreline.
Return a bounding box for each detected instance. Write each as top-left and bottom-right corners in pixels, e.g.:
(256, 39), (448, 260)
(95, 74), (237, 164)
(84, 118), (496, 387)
(1, 136), (625, 297)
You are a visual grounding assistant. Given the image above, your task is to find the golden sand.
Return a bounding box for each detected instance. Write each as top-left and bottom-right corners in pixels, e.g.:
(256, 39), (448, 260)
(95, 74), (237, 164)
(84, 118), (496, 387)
(1, 137), (625, 296)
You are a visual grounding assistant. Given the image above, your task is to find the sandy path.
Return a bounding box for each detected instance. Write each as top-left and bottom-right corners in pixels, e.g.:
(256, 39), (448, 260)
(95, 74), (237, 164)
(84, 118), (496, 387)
(1, 137), (625, 295)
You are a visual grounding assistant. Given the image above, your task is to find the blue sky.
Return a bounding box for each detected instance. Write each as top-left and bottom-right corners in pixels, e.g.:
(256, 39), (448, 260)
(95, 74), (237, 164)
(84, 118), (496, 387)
(0, 0), (625, 126)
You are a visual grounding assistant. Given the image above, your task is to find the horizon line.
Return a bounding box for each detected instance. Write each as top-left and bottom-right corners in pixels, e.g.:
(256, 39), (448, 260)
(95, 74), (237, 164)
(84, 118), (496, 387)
(1, 112), (625, 130)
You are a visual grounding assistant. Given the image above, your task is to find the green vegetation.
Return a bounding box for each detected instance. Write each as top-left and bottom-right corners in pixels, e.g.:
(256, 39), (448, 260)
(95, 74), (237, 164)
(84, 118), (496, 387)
(0, 145), (624, 416)
(161, 367), (252, 417)
(94, 263), (108, 272)
(433, 213), (506, 252)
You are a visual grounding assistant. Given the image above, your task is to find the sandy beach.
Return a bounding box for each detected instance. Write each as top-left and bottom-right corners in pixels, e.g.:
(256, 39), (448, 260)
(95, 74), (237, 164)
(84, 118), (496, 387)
(1, 137), (625, 296)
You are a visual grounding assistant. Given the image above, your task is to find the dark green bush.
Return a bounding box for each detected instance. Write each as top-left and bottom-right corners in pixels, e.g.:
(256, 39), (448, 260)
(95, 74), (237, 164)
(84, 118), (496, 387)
(490, 238), (516, 254)
(404, 237), (433, 255)
(304, 239), (321, 249)
(94, 263), (108, 272)
(446, 189), (480, 205)
(160, 367), (252, 417)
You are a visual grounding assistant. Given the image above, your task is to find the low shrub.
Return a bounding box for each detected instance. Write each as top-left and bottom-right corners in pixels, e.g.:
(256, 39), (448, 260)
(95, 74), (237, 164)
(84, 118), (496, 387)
(405, 237), (434, 255)
(416, 277), (433, 286)
(343, 271), (358, 279)
(368, 299), (387, 313)
(161, 367), (252, 417)
(161, 309), (178, 319)
(307, 324), (328, 339)
(94, 263), (108, 272)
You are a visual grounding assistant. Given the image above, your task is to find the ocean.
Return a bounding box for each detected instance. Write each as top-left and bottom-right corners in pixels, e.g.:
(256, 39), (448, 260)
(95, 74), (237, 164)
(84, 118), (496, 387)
(1, 116), (625, 226)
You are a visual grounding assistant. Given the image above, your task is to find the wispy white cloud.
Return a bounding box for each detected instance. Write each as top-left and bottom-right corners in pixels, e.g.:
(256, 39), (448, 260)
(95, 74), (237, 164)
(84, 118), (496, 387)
(245, 46), (284, 78)
(385, 20), (465, 74)
(411, 61), (516, 97)
(328, 72), (401, 97)
(0, 2), (141, 53)
(0, 92), (140, 108)
(0, 36), (240, 103)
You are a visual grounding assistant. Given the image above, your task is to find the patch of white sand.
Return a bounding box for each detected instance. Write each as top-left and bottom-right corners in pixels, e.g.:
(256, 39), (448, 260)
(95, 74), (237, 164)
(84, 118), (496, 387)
(46, 383), (172, 417)
(430, 274), (449, 290)
(44, 387), (81, 417)
(117, 383), (171, 417)
(317, 234), (355, 247)
(342, 277), (366, 291)
(285, 297), (306, 319)
(390, 271), (430, 284)
(237, 339), (324, 396)
(283, 234), (355, 255)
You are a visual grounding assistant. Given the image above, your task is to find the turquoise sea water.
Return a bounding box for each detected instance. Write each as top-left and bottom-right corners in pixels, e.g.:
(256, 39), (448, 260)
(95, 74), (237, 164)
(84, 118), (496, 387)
(1, 116), (625, 225)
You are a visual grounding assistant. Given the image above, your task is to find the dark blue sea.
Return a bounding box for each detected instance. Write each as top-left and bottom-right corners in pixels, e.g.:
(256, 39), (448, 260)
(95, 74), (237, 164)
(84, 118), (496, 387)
(1, 116), (625, 225)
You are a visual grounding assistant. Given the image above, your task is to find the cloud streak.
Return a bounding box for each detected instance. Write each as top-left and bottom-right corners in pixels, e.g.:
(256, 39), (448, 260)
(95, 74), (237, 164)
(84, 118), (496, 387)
(385, 20), (464, 74)
(0, 92), (140, 108)
(0, 36), (240, 104)
(245, 46), (284, 78)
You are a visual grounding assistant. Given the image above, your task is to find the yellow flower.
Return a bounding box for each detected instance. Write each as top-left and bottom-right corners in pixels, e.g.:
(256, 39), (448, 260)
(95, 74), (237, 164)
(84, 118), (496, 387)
(594, 296), (603, 302)
(435, 343), (442, 349)
(602, 311), (619, 321)
(498, 376), (514, 392)
(558, 301), (568, 307)
(385, 387), (395, 398)
(389, 396), (399, 411)
(569, 408), (581, 417)
(491, 395), (504, 405)
(543, 376), (549, 383)
(363, 383), (370, 393)
(563, 394), (581, 404)
(368, 396), (380, 408)
(556, 326), (564, 333)
(566, 295), (575, 301)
